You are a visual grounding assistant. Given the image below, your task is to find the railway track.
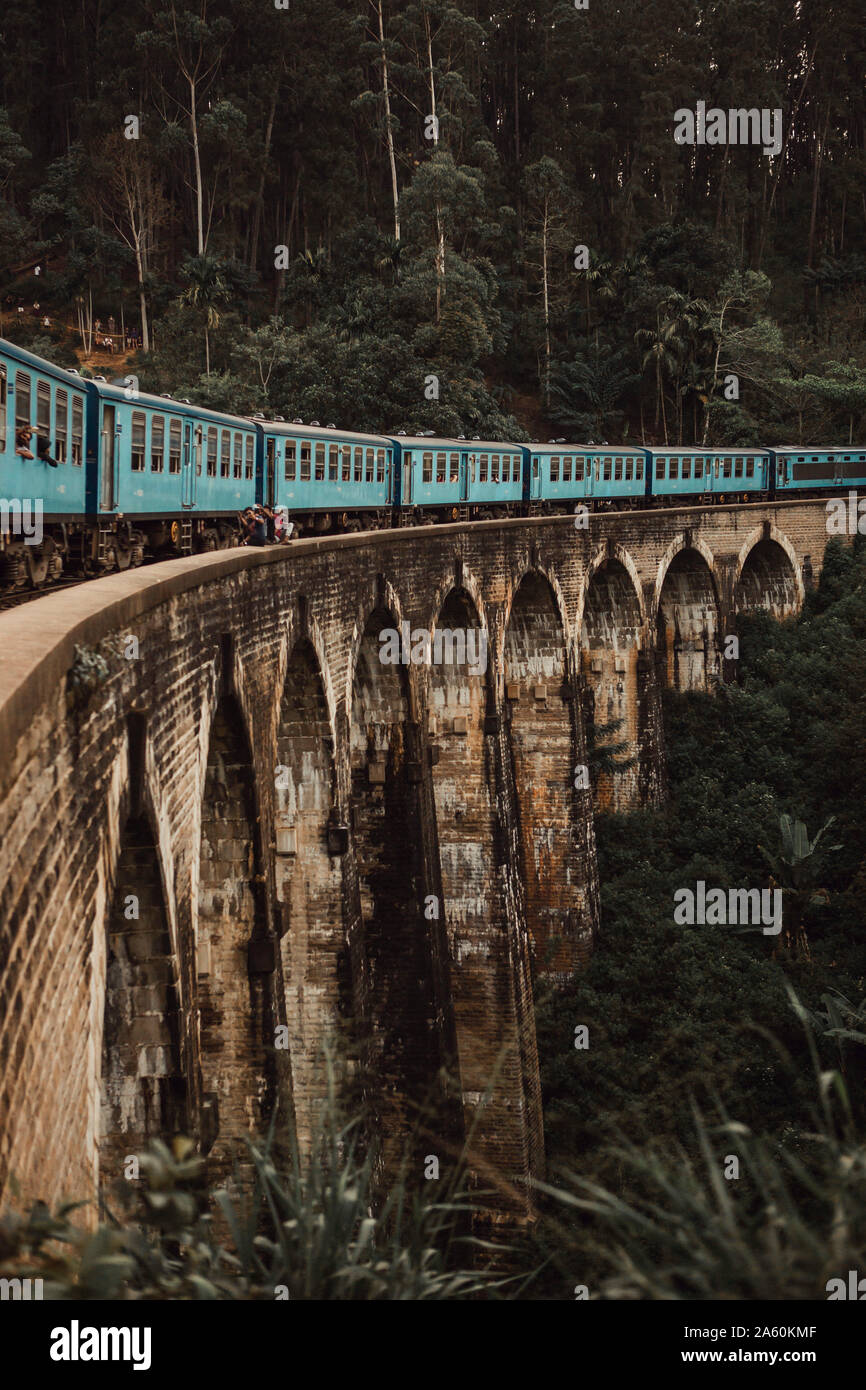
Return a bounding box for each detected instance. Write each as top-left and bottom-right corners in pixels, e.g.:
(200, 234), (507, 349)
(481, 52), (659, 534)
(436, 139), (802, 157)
(0, 576), (87, 612)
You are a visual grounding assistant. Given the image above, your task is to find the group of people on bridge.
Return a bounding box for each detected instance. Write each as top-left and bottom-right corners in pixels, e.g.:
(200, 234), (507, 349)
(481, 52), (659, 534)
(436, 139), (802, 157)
(239, 504), (293, 546)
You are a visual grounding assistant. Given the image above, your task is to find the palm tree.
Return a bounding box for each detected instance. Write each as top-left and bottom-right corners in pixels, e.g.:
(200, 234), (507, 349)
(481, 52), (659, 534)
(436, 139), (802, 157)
(179, 254), (230, 375)
(758, 813), (840, 961)
(549, 347), (639, 439)
(635, 301), (684, 445)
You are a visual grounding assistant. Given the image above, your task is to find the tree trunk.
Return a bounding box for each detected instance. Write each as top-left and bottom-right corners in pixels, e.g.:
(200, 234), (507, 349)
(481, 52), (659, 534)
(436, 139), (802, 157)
(376, 0), (400, 244)
(190, 77), (205, 255)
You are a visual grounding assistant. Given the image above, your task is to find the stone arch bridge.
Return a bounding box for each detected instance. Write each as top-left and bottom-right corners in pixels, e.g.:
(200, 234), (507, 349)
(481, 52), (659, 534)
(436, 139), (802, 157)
(0, 500), (830, 1219)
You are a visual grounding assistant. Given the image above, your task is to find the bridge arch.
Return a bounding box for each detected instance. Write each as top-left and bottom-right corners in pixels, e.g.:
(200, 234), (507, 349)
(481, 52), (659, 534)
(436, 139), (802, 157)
(275, 636), (342, 1158)
(504, 570), (589, 975)
(654, 537), (721, 691)
(579, 552), (644, 809)
(348, 600), (446, 1178)
(733, 526), (803, 617)
(195, 690), (271, 1185)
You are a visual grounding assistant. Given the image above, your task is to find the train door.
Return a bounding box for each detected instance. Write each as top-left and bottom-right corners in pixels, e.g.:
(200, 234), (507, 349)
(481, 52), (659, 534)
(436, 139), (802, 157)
(833, 454), (844, 485)
(181, 422), (195, 507)
(585, 455), (594, 499)
(402, 449), (413, 504)
(705, 457), (713, 493)
(100, 404), (116, 510)
(266, 438), (277, 507)
(531, 452), (542, 499)
(459, 450), (469, 501)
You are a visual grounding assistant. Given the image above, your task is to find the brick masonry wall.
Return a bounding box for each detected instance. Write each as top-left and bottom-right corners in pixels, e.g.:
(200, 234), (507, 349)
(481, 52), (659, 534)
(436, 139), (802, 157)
(0, 499), (834, 1219)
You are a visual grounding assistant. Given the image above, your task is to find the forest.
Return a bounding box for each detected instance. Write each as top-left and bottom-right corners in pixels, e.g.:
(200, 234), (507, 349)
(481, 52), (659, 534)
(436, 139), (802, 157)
(1, 0), (865, 447)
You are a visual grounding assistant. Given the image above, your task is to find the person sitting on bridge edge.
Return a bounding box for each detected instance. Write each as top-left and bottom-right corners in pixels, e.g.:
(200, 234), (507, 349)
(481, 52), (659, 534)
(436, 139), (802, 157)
(15, 427), (35, 459)
(239, 507), (267, 547)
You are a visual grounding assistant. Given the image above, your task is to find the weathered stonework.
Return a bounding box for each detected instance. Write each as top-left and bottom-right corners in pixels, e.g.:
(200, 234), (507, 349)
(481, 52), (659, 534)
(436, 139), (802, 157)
(0, 500), (832, 1220)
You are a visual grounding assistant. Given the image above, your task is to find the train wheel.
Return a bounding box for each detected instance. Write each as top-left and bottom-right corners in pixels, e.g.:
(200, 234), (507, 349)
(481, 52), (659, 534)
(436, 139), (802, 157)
(199, 528), (219, 553)
(0, 545), (26, 592)
(25, 540), (53, 589)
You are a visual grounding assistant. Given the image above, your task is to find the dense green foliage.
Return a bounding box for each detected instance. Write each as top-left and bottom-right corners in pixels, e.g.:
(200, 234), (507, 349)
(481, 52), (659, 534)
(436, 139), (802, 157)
(1, 1), (865, 441)
(531, 537), (866, 1295)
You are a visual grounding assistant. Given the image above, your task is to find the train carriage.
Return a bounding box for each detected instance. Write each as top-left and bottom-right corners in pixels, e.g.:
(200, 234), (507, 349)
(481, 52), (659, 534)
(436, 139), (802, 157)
(261, 420), (394, 533)
(393, 435), (525, 521)
(527, 444), (650, 510)
(0, 338), (89, 586)
(770, 445), (866, 495)
(647, 447), (769, 503)
(84, 376), (258, 562)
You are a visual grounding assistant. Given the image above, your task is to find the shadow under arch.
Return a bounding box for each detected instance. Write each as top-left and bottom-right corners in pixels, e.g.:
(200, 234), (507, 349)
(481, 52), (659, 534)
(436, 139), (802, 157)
(275, 636), (343, 1161)
(504, 570), (593, 975)
(348, 603), (455, 1184)
(580, 556), (644, 811)
(655, 545), (721, 691)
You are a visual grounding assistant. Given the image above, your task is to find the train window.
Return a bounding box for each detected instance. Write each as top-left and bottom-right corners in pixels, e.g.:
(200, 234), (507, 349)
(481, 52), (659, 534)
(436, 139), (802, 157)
(436, 452), (446, 484)
(450, 453), (459, 482)
(15, 373), (30, 430)
(575, 457), (584, 482)
(423, 452), (433, 483)
(655, 459), (665, 479)
(284, 442), (296, 480)
(148, 418), (161, 474)
(315, 442), (325, 481)
(489, 453), (498, 483)
(131, 411), (146, 471)
(366, 448), (374, 482)
(561, 456), (571, 483)
(71, 397), (83, 464)
(220, 430), (230, 477)
(669, 459), (678, 479)
(341, 444), (351, 480)
(636, 459), (643, 480)
(480, 453), (489, 482)
(734, 457), (743, 477)
(55, 389), (68, 462)
(245, 436), (254, 480)
(615, 458), (623, 481)
(550, 456), (560, 482)
(169, 419), (182, 473)
(625, 458), (633, 481)
(378, 449), (387, 482)
(233, 434), (243, 478)
(603, 460), (612, 481)
(694, 458), (702, 478)
(329, 445), (338, 481)
(354, 447), (363, 482)
(300, 442), (311, 481)
(680, 458), (689, 479)
(37, 381), (51, 441)
(206, 427), (217, 476)
(746, 459), (754, 478)
(723, 458), (732, 478)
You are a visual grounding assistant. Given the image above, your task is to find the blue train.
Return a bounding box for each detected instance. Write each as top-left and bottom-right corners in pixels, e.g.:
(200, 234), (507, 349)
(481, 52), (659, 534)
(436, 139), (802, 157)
(2, 335), (864, 593)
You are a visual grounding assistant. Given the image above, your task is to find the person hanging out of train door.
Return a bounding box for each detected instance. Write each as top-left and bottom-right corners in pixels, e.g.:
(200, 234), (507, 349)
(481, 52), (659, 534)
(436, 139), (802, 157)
(35, 432), (59, 467)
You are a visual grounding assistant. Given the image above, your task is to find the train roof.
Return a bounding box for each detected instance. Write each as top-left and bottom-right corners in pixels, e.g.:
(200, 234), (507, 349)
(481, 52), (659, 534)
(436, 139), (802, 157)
(257, 419), (393, 446)
(0, 336), (92, 389)
(646, 444), (768, 454)
(393, 434), (525, 450)
(85, 376), (255, 430)
(528, 442), (647, 453)
(772, 443), (866, 453)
